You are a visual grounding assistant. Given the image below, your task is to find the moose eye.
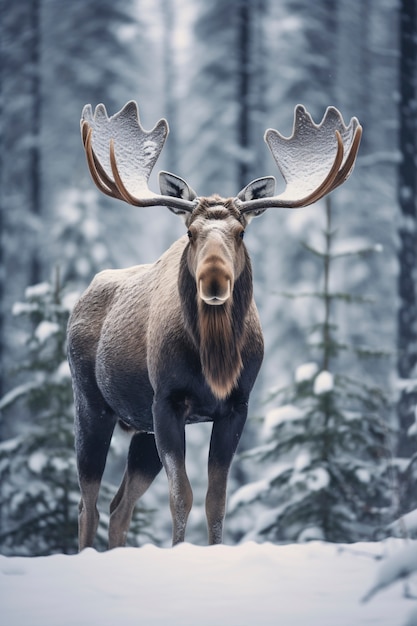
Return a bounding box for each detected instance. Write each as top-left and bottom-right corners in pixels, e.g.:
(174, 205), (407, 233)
(187, 230), (192, 239)
(239, 230), (245, 240)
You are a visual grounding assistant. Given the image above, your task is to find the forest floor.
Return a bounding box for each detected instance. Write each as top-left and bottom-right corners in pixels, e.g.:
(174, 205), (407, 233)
(1, 539), (416, 625)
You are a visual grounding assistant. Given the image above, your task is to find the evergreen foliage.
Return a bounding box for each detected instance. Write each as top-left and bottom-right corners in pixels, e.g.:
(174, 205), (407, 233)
(0, 274), (155, 555)
(231, 199), (394, 543)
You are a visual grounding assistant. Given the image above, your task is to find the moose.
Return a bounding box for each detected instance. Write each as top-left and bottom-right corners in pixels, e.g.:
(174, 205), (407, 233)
(67, 101), (361, 549)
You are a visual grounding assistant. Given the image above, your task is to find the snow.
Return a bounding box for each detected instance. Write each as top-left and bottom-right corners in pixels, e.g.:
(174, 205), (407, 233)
(356, 468), (371, 484)
(35, 321), (60, 343)
(362, 541), (417, 603)
(12, 301), (37, 316)
(389, 509), (417, 538)
(28, 451), (48, 474)
(294, 361), (319, 383)
(330, 237), (383, 257)
(0, 381), (40, 411)
(0, 540), (415, 626)
(306, 467), (330, 491)
(55, 360), (72, 381)
(313, 370), (334, 395)
(290, 465), (330, 492)
(228, 479), (269, 509)
(25, 283), (51, 299)
(294, 449), (311, 471)
(263, 404), (304, 437)
(407, 406), (417, 437)
(62, 290), (81, 311)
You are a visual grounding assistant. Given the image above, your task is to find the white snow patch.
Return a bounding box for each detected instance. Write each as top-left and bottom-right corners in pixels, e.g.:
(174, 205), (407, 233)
(362, 541), (417, 603)
(407, 406), (417, 437)
(294, 449), (311, 472)
(306, 467), (330, 491)
(314, 371), (334, 395)
(0, 381), (39, 410)
(297, 526), (325, 542)
(398, 379), (417, 393)
(35, 321), (60, 343)
(290, 466), (330, 492)
(356, 468), (371, 484)
(331, 237), (383, 257)
(0, 540), (415, 626)
(51, 457), (70, 472)
(28, 451), (48, 474)
(388, 509), (417, 538)
(0, 437), (21, 453)
(295, 362), (319, 383)
(25, 283), (51, 299)
(263, 404), (304, 437)
(12, 302), (37, 316)
(82, 218), (100, 240)
(62, 291), (80, 311)
(228, 479), (269, 510)
(55, 360), (71, 381)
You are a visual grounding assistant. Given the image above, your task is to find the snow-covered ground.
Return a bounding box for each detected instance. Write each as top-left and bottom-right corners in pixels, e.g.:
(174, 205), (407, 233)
(1, 539), (416, 626)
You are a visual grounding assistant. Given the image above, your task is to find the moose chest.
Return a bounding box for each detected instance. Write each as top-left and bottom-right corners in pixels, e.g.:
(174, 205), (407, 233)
(95, 305), (252, 432)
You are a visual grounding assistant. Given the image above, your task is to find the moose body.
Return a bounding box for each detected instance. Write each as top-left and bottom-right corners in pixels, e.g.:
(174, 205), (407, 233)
(68, 202), (264, 547)
(68, 101), (361, 549)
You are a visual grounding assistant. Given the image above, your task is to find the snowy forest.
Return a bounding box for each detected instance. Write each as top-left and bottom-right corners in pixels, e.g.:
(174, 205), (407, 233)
(0, 0), (416, 559)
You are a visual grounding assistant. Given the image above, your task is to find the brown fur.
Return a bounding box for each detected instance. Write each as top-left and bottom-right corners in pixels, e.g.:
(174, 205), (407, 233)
(177, 201), (254, 399)
(198, 299), (243, 399)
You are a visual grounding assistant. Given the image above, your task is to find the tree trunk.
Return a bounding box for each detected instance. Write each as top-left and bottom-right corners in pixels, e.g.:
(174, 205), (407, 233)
(396, 0), (417, 460)
(236, 0), (251, 191)
(29, 0), (42, 285)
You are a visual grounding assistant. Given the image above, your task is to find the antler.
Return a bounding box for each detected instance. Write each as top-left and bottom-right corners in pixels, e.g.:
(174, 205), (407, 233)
(81, 101), (361, 216)
(238, 105), (362, 214)
(81, 101), (196, 213)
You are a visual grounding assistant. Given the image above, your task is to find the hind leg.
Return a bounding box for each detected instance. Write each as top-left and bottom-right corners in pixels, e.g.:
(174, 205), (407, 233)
(109, 432), (162, 548)
(75, 396), (116, 551)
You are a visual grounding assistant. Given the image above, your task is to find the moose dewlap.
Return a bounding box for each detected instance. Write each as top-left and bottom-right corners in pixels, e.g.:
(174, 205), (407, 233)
(67, 100), (361, 549)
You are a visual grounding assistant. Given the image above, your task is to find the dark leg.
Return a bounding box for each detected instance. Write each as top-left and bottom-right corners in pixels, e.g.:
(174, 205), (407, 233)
(206, 408), (247, 544)
(109, 432), (162, 548)
(153, 396), (193, 545)
(75, 396), (116, 551)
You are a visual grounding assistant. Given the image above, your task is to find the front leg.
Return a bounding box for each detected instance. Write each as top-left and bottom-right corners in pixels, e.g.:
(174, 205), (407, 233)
(153, 396), (193, 545)
(206, 404), (247, 544)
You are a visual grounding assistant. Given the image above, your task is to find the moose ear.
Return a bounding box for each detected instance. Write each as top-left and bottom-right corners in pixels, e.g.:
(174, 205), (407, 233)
(237, 176), (276, 201)
(237, 176), (276, 220)
(159, 171), (198, 221)
(159, 170), (197, 203)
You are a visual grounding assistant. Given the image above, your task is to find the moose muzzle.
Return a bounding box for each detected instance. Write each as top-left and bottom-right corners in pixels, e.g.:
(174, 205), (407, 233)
(197, 259), (232, 306)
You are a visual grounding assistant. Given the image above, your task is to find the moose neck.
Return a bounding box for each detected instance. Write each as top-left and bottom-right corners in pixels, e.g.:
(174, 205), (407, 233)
(179, 246), (253, 400)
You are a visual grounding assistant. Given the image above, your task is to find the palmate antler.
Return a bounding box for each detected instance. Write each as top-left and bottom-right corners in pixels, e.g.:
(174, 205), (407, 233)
(81, 101), (362, 214)
(81, 101), (197, 213)
(238, 105), (362, 214)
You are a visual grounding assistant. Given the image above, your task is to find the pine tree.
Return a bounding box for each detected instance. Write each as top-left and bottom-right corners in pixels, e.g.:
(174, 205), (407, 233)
(230, 199), (393, 543)
(0, 273), (155, 555)
(0, 274), (78, 554)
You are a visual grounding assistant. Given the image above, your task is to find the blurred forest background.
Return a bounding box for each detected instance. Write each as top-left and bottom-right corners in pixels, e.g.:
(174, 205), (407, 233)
(0, 0), (416, 553)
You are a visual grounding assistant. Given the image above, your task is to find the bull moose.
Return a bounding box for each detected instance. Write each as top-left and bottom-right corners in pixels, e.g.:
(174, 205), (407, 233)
(67, 101), (361, 549)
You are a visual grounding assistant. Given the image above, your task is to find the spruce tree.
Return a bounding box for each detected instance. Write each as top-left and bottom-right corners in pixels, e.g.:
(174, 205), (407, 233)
(230, 199), (393, 543)
(0, 273), (155, 555)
